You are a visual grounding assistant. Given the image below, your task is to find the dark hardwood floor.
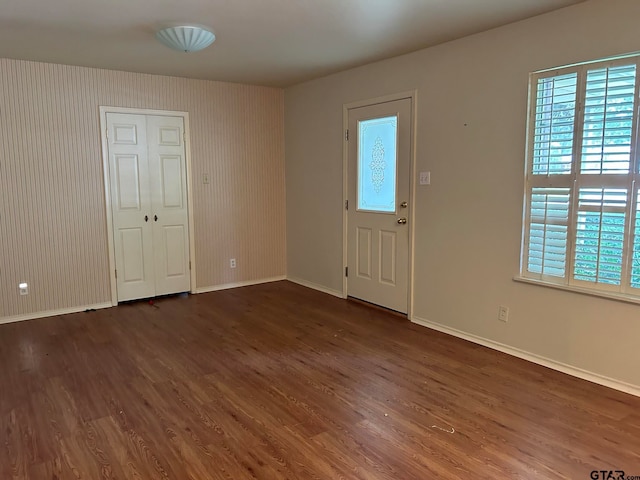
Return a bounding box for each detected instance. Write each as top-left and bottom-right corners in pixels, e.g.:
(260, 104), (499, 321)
(1, 281), (639, 479)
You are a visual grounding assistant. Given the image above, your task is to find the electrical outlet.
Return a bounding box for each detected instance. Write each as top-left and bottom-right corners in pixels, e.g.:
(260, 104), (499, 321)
(19, 282), (28, 295)
(498, 305), (509, 322)
(230, 258), (236, 269)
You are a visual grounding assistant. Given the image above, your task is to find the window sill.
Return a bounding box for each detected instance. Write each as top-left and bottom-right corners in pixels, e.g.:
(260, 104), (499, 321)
(513, 276), (640, 306)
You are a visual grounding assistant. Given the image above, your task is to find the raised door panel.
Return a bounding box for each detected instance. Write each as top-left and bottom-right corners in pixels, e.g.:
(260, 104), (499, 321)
(379, 230), (397, 286)
(160, 155), (184, 208)
(120, 228), (146, 282)
(356, 227), (372, 279)
(161, 225), (187, 278)
(114, 154), (141, 210)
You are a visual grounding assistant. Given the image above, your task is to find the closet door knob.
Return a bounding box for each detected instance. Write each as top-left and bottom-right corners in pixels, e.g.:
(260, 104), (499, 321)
(144, 215), (149, 222)
(154, 215), (158, 222)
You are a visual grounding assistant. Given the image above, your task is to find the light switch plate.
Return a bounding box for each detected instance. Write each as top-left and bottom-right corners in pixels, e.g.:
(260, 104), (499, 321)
(419, 171), (431, 185)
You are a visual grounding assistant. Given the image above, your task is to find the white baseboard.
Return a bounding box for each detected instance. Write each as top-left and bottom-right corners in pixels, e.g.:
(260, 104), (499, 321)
(411, 316), (640, 398)
(0, 302), (113, 326)
(194, 276), (286, 294)
(1, 277), (287, 324)
(286, 276), (345, 298)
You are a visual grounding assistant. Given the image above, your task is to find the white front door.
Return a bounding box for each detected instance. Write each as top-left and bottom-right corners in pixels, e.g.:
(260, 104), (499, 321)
(347, 98), (412, 313)
(106, 112), (190, 302)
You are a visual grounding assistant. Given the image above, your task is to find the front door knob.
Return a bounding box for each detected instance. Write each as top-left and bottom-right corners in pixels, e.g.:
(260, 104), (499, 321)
(397, 217), (407, 224)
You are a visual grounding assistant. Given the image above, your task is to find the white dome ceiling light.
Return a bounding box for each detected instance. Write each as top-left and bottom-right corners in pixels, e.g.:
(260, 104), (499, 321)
(156, 24), (216, 53)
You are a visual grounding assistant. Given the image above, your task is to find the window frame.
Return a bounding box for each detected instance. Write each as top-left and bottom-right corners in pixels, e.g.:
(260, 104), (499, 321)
(521, 55), (640, 299)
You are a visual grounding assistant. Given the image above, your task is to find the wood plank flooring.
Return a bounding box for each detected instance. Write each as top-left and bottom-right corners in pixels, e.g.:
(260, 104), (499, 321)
(1, 280), (639, 479)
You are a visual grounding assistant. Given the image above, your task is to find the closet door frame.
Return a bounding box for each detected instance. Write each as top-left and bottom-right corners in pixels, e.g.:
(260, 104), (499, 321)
(99, 106), (196, 306)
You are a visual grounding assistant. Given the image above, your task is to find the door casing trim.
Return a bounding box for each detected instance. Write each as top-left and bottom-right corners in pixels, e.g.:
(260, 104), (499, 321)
(99, 106), (197, 306)
(342, 91), (418, 318)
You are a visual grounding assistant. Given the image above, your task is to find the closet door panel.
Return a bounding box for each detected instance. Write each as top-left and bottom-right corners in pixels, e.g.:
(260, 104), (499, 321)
(107, 113), (156, 301)
(148, 115), (191, 296)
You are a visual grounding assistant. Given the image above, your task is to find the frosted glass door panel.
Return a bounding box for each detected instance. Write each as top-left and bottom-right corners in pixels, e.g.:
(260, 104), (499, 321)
(357, 116), (398, 212)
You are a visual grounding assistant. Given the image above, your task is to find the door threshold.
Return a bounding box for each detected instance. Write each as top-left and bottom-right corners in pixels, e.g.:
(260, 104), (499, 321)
(346, 296), (407, 319)
(119, 291), (190, 306)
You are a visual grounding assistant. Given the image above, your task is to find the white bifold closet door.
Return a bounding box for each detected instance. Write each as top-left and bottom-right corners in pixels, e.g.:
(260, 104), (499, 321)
(106, 112), (190, 302)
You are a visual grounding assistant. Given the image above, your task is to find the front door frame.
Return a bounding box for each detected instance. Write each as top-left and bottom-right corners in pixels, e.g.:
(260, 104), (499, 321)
(99, 106), (197, 306)
(342, 91), (418, 317)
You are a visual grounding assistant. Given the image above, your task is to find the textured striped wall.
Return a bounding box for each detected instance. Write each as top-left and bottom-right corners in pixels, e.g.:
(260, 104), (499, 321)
(0, 58), (285, 320)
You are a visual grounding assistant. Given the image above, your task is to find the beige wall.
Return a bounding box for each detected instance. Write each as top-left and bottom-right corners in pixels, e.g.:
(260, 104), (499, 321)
(1, 59), (285, 320)
(285, 0), (640, 389)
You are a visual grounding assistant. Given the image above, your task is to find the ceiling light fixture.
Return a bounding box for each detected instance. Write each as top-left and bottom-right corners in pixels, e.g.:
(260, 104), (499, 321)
(156, 24), (216, 53)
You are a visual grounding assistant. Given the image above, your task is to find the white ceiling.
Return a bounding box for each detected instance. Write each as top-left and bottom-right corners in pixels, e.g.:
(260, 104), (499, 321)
(0, 0), (586, 88)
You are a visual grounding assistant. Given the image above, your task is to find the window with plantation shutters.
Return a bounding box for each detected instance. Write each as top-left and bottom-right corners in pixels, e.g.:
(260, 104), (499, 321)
(521, 56), (640, 300)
